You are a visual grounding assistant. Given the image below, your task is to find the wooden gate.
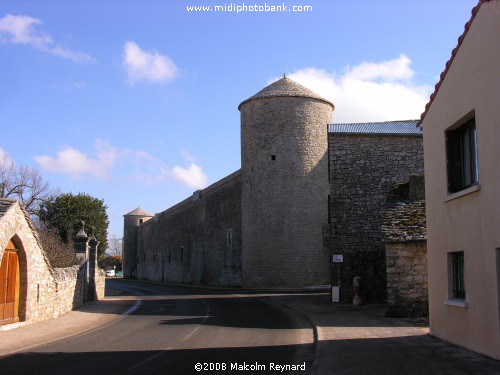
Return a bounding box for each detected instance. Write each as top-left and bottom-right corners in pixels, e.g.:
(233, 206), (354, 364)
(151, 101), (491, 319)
(0, 240), (20, 325)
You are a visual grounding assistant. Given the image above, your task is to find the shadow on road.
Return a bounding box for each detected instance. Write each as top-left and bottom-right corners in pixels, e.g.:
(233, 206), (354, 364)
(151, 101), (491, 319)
(2, 335), (499, 375)
(0, 343), (313, 375)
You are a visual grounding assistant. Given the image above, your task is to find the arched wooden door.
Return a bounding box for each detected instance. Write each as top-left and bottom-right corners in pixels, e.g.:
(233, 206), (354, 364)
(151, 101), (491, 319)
(0, 240), (20, 325)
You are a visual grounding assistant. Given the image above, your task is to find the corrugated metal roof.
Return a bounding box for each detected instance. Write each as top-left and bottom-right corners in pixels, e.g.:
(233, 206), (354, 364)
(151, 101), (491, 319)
(328, 120), (422, 135)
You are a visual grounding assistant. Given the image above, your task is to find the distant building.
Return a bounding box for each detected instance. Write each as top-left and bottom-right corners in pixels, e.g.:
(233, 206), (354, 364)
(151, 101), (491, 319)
(123, 76), (423, 302)
(420, 0), (500, 360)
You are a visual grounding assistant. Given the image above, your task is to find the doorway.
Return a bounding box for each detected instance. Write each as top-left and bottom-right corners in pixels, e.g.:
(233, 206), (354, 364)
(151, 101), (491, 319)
(0, 240), (20, 325)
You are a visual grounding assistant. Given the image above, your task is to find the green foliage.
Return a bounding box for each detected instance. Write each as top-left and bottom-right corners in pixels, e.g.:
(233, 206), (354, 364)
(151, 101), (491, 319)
(40, 192), (109, 260)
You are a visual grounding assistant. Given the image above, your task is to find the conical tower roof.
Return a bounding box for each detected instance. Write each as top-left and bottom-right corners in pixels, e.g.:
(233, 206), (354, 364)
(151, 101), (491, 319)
(238, 75), (334, 110)
(124, 207), (153, 217)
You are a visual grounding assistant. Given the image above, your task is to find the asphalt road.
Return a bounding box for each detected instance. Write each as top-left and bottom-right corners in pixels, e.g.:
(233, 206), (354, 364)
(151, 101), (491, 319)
(0, 279), (315, 375)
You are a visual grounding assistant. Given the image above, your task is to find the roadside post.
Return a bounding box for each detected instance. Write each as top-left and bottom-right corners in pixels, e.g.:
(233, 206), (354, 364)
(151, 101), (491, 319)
(331, 254), (343, 302)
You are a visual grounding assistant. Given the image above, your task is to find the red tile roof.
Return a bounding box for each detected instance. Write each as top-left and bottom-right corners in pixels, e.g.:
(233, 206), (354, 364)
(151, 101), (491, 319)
(417, 0), (494, 126)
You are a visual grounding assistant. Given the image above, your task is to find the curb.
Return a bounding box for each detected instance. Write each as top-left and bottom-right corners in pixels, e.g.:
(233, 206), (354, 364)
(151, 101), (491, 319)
(117, 278), (330, 294)
(271, 297), (321, 375)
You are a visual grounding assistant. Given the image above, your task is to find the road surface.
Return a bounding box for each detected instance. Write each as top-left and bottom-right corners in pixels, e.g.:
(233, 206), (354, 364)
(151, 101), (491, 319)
(0, 279), (315, 374)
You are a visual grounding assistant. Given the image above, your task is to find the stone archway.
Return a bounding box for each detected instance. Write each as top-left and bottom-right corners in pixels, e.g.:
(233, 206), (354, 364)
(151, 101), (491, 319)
(0, 239), (20, 324)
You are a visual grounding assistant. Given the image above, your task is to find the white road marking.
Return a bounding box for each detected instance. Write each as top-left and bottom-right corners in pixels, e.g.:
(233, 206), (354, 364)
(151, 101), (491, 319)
(121, 299), (143, 316)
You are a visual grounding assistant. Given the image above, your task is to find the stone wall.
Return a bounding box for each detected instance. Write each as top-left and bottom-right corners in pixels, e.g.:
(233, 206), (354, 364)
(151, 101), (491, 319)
(328, 134), (424, 301)
(385, 241), (428, 317)
(241, 96), (332, 288)
(0, 199), (106, 328)
(136, 171), (242, 287)
(96, 269), (105, 300)
(383, 176), (428, 317)
(123, 218), (139, 278)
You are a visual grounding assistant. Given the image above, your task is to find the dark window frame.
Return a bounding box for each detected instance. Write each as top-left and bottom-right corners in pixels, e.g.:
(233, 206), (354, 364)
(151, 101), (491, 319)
(449, 251), (466, 300)
(446, 118), (478, 193)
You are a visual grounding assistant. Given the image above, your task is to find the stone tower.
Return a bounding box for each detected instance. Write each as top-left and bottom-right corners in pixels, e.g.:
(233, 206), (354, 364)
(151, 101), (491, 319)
(239, 76), (334, 288)
(123, 207), (153, 278)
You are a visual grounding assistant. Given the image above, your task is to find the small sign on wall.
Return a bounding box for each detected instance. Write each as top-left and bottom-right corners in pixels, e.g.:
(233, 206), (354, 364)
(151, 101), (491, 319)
(332, 254), (344, 263)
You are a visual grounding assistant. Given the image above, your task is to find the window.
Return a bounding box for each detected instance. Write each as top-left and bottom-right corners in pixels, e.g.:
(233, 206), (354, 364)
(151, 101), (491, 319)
(139, 218), (144, 224)
(448, 251), (465, 300)
(446, 118), (478, 193)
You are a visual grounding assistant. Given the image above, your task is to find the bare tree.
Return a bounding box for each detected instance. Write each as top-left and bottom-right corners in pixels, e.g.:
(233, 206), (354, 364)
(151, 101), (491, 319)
(108, 235), (123, 257)
(38, 225), (75, 268)
(0, 151), (57, 216)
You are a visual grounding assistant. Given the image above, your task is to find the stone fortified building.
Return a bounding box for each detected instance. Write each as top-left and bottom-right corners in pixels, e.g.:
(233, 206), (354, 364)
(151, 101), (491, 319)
(123, 76), (423, 301)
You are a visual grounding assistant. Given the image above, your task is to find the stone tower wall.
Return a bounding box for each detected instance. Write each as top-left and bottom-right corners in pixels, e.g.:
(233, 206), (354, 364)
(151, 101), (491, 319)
(241, 97), (332, 288)
(123, 215), (151, 278)
(328, 133), (424, 301)
(136, 171), (242, 287)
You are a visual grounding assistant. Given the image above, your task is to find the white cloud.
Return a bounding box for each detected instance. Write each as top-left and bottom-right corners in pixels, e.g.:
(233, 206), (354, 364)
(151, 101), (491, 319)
(348, 55), (414, 82)
(123, 41), (179, 84)
(34, 140), (117, 179)
(273, 55), (431, 122)
(0, 14), (94, 63)
(34, 140), (208, 190)
(172, 163), (208, 190)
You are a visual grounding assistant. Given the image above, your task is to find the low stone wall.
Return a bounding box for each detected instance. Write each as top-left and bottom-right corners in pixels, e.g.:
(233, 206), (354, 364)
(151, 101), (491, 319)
(53, 266), (106, 318)
(53, 266), (85, 317)
(385, 241), (428, 317)
(0, 199), (107, 329)
(96, 269), (105, 300)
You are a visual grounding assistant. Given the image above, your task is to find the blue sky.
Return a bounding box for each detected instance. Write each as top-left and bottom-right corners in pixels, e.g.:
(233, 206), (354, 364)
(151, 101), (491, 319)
(0, 0), (477, 240)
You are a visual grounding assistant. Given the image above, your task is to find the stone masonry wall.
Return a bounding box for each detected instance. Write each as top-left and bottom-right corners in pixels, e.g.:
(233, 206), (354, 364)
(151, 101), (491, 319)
(0, 200), (106, 327)
(385, 241), (428, 317)
(328, 134), (424, 301)
(122, 218), (139, 278)
(96, 269), (105, 300)
(136, 171), (242, 287)
(241, 97), (332, 288)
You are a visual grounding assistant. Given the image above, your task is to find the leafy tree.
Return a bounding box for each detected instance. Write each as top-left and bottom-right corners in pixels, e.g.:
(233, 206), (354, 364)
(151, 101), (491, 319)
(39, 193), (109, 260)
(0, 151), (58, 216)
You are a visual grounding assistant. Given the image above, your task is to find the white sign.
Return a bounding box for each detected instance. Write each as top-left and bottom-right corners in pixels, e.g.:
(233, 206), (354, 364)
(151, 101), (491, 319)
(332, 254), (344, 263)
